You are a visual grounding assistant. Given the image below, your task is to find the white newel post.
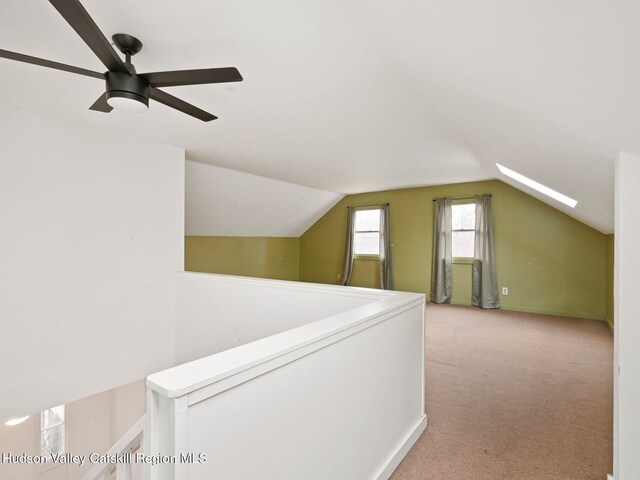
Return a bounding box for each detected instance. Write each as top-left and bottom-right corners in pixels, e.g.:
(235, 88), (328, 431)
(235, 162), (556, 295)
(145, 391), (190, 480)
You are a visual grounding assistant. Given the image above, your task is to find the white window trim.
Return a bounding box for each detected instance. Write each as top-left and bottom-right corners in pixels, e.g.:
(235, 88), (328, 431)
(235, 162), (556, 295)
(353, 207), (382, 258)
(451, 202), (475, 261)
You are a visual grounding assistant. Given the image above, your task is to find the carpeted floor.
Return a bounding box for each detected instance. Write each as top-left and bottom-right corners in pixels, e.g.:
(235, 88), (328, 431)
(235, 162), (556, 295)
(391, 304), (613, 480)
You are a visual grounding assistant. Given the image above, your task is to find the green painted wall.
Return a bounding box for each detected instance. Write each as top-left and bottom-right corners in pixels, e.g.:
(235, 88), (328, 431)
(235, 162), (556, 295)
(299, 180), (608, 320)
(606, 234), (615, 328)
(185, 236), (300, 281)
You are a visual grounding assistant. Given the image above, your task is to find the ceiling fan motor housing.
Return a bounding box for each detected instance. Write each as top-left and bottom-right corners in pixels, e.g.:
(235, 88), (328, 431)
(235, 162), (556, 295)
(105, 71), (149, 107)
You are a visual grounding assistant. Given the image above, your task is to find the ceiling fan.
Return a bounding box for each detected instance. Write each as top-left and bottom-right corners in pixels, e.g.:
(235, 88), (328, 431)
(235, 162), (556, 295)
(0, 0), (243, 121)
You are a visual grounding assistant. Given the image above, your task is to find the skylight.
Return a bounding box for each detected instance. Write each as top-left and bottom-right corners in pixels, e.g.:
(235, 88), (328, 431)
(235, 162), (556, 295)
(496, 163), (578, 208)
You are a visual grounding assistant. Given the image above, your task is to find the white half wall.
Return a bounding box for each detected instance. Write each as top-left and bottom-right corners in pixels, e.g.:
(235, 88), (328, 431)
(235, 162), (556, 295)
(174, 272), (379, 365)
(182, 305), (424, 480)
(0, 104), (184, 422)
(614, 151), (640, 479)
(149, 274), (426, 480)
(185, 160), (343, 237)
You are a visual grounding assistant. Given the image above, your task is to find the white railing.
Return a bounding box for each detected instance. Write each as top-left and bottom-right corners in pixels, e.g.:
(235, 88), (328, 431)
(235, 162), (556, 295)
(83, 274), (427, 480)
(82, 414), (148, 480)
(146, 274), (427, 480)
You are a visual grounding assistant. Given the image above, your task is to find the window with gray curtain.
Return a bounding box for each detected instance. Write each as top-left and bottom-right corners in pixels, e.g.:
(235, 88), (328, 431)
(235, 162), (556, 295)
(341, 204), (393, 290)
(430, 197), (452, 303)
(472, 195), (501, 308)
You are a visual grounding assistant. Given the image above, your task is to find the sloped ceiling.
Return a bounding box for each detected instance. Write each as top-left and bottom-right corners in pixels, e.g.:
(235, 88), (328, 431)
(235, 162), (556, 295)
(1, 0), (638, 233)
(186, 161), (342, 237)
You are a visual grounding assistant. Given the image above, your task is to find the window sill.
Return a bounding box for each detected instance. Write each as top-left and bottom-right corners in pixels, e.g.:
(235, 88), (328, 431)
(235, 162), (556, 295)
(354, 254), (380, 261)
(453, 257), (474, 265)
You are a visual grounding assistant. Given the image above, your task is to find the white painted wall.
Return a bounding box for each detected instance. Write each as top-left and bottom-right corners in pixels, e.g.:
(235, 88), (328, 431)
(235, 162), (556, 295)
(185, 160), (343, 237)
(64, 392), (113, 480)
(614, 152), (640, 479)
(109, 380), (146, 446)
(0, 104), (184, 423)
(173, 273), (381, 365)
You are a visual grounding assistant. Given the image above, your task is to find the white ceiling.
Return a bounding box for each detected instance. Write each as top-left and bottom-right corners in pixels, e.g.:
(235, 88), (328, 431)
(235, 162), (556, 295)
(2, 0), (638, 233)
(185, 160), (342, 237)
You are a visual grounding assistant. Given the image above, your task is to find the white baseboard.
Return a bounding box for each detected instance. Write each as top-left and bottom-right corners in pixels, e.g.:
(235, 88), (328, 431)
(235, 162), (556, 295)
(607, 474), (614, 480)
(374, 414), (428, 480)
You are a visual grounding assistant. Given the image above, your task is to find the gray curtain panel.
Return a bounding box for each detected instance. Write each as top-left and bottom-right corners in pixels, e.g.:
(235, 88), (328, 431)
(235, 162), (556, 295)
(472, 194), (501, 309)
(379, 204), (394, 290)
(341, 206), (356, 286)
(430, 197), (452, 303)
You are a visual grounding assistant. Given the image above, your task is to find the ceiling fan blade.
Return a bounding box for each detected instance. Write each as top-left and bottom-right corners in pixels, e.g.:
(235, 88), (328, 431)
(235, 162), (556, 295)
(49, 0), (129, 74)
(0, 48), (103, 80)
(140, 67), (243, 88)
(149, 88), (217, 122)
(89, 93), (112, 112)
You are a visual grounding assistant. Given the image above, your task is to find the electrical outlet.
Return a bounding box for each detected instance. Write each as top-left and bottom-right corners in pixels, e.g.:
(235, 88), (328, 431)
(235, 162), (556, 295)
(502, 287), (509, 295)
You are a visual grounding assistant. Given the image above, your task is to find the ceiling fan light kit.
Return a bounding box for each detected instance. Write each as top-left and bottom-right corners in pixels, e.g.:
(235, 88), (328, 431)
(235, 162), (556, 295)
(0, 0), (243, 122)
(106, 91), (148, 113)
(106, 72), (150, 113)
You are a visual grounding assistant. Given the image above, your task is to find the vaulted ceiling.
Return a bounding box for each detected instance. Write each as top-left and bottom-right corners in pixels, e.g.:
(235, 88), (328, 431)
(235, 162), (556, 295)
(2, 0), (638, 233)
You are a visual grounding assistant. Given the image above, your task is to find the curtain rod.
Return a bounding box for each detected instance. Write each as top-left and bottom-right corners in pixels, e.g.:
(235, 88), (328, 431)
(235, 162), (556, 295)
(432, 194), (492, 202)
(347, 203), (390, 208)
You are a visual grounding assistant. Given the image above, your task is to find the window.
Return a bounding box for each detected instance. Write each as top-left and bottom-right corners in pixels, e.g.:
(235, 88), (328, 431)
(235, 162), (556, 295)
(354, 208), (381, 255)
(41, 405), (65, 457)
(452, 203), (475, 258)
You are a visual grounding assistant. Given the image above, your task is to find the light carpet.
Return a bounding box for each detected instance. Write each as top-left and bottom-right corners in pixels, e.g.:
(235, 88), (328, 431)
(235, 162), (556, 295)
(391, 304), (613, 480)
